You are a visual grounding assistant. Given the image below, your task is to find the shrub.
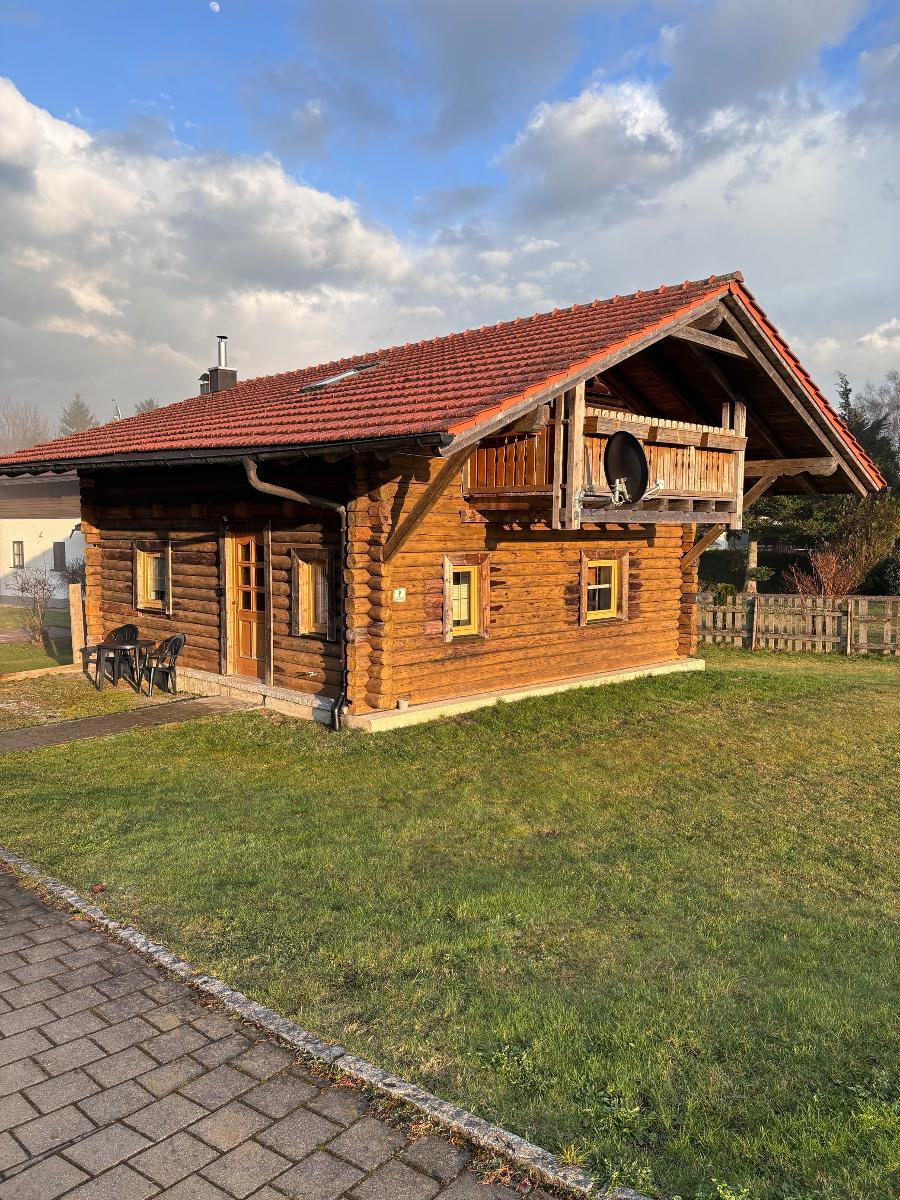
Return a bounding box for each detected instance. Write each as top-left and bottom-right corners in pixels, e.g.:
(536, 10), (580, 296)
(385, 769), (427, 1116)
(864, 555), (900, 595)
(12, 566), (56, 644)
(55, 555), (86, 587)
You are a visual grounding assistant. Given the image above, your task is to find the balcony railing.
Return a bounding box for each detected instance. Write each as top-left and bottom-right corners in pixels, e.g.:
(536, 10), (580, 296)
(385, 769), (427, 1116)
(463, 406), (747, 527)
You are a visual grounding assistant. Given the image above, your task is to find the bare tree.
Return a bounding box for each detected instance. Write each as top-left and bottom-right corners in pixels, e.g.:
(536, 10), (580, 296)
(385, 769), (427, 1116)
(12, 566), (56, 644)
(0, 398), (51, 453)
(787, 550), (858, 597)
(858, 368), (900, 448)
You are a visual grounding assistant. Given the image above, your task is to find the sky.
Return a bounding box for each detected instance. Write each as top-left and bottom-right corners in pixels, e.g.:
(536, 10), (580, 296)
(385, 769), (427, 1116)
(1, 0), (899, 426)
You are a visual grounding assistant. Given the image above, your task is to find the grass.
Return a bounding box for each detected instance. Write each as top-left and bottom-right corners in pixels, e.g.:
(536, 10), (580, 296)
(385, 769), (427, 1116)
(0, 673), (177, 731)
(0, 604), (70, 631)
(0, 605), (72, 674)
(1, 649), (897, 1199)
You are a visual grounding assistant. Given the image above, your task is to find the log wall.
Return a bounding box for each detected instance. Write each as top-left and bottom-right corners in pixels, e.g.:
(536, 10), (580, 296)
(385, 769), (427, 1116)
(78, 451), (699, 717)
(79, 464), (345, 698)
(346, 453), (694, 712)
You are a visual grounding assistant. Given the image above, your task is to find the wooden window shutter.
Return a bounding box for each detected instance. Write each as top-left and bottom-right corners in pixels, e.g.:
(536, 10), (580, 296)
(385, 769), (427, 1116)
(164, 540), (173, 616)
(579, 551), (589, 627)
(479, 556), (491, 638)
(290, 551), (301, 638)
(442, 556), (453, 643)
(619, 552), (630, 621)
(326, 551), (338, 643)
(131, 541), (138, 611)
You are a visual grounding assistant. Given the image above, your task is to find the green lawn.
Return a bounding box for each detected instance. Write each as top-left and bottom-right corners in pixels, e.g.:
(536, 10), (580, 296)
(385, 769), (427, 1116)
(1, 650), (897, 1200)
(0, 673), (177, 731)
(0, 605), (72, 674)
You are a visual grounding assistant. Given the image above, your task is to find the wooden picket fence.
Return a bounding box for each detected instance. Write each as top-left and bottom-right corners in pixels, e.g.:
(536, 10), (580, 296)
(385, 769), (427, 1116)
(698, 593), (900, 655)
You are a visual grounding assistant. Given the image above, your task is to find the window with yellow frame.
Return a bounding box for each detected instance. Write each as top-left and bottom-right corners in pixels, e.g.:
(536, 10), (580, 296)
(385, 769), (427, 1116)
(135, 545), (169, 612)
(584, 558), (619, 620)
(290, 550), (334, 639)
(450, 565), (479, 635)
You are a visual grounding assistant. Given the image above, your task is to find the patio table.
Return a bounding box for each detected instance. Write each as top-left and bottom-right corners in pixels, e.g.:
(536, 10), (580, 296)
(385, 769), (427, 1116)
(91, 638), (154, 691)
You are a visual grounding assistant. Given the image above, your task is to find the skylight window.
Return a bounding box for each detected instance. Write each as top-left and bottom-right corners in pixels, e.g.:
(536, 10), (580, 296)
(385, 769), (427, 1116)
(301, 361), (378, 392)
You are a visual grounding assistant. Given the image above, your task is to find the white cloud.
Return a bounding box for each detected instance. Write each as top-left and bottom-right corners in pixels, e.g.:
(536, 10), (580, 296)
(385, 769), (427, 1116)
(1, 39), (899, 428)
(501, 81), (682, 218)
(859, 317), (900, 353)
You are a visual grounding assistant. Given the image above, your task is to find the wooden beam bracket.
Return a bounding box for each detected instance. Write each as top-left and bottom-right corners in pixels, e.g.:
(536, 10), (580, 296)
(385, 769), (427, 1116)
(682, 472), (780, 568)
(382, 446), (473, 564)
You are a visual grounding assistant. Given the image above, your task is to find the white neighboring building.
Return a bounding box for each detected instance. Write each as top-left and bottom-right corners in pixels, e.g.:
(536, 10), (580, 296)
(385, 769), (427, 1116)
(0, 472), (83, 606)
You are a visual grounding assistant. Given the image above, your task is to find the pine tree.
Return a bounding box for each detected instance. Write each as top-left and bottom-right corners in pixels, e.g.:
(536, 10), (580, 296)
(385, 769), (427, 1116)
(59, 394), (98, 437)
(135, 397), (159, 415)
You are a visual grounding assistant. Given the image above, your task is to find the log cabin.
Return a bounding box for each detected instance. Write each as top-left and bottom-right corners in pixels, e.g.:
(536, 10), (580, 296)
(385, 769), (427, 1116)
(0, 272), (885, 729)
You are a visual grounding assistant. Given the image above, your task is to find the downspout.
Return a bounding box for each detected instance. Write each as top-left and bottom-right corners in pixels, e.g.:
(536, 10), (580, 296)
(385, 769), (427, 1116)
(242, 457), (349, 730)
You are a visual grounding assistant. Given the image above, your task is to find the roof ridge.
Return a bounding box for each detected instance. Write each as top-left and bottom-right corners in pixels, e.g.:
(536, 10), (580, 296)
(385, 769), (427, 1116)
(146, 272), (747, 403)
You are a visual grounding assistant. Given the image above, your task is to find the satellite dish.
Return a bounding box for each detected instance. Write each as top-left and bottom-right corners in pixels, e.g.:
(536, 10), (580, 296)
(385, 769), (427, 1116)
(604, 431), (649, 506)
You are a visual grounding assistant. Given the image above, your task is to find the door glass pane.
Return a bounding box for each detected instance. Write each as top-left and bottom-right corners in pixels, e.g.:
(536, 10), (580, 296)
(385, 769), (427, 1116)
(240, 589), (252, 611)
(239, 542), (251, 562)
(240, 566), (251, 586)
(255, 566), (266, 589)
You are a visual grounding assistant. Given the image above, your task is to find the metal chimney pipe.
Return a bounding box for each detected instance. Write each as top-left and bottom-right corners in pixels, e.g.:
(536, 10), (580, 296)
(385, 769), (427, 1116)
(217, 335), (228, 368)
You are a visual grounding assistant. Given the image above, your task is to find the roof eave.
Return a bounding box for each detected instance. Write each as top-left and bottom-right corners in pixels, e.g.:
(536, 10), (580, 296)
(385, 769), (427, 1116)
(0, 432), (452, 477)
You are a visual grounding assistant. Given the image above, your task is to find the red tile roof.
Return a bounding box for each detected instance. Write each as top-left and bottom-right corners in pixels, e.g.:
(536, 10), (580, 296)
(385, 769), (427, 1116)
(0, 272), (884, 488)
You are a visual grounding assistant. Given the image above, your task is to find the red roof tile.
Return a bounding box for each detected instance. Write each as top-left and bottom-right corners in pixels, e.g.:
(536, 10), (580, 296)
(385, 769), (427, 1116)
(0, 272), (884, 488)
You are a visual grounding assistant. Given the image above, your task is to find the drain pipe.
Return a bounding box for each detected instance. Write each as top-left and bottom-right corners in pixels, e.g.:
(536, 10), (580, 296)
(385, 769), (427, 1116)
(242, 457), (349, 730)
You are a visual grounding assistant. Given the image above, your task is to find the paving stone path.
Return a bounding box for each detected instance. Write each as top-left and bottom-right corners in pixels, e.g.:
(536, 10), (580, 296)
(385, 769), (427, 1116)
(0, 870), (545, 1200)
(0, 697), (252, 754)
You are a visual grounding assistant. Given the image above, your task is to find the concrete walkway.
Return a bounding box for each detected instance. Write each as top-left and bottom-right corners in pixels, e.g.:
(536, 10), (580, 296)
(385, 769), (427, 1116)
(0, 871), (540, 1199)
(0, 698), (252, 754)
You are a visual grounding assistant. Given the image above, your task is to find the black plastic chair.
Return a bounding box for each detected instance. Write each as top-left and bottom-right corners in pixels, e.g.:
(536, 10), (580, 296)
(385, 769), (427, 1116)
(82, 623), (141, 683)
(140, 633), (187, 696)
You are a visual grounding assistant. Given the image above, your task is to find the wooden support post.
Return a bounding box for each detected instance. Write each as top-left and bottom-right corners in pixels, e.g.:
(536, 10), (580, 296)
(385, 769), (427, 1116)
(563, 381), (586, 529)
(382, 447), (473, 563)
(748, 593), (759, 650)
(731, 400), (746, 530)
(843, 597), (853, 655)
(68, 582), (85, 661)
(551, 392), (566, 530)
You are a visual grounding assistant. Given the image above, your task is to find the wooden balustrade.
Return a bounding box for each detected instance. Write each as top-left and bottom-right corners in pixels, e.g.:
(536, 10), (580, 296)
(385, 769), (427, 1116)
(464, 408), (742, 507)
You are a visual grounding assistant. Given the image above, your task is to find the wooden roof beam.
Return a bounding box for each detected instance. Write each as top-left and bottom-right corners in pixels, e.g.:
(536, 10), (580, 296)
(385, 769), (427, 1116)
(640, 344), (719, 426)
(598, 364), (663, 418)
(744, 457), (837, 478)
(719, 299), (870, 496)
(669, 326), (747, 357)
(685, 341), (818, 495)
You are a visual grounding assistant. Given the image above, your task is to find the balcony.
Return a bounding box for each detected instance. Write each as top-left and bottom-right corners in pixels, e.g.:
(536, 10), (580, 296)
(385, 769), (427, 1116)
(462, 402), (748, 529)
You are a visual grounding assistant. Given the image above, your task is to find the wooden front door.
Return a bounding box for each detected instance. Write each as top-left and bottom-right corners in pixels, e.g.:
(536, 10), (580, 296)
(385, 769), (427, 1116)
(230, 534), (266, 679)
